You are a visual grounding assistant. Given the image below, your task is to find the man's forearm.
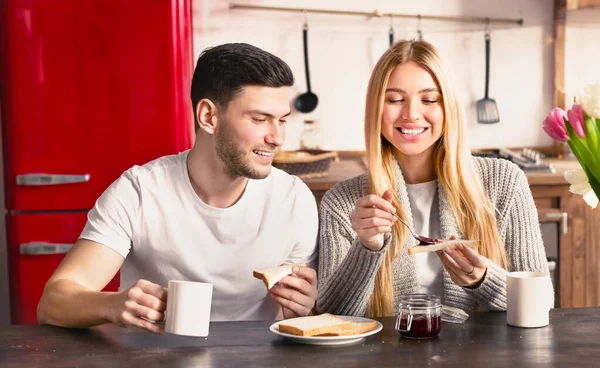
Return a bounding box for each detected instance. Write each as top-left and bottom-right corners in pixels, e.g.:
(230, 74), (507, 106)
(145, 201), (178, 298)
(37, 279), (116, 328)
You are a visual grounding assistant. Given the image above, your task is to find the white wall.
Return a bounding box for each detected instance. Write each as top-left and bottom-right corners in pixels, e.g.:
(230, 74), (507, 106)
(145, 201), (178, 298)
(193, 0), (555, 150)
(565, 8), (600, 106)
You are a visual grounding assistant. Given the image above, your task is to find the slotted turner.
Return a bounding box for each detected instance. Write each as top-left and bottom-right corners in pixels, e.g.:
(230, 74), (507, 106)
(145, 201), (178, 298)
(477, 29), (499, 124)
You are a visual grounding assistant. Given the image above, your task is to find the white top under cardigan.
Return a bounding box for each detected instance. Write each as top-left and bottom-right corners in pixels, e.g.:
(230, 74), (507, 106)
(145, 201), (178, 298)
(406, 180), (444, 301)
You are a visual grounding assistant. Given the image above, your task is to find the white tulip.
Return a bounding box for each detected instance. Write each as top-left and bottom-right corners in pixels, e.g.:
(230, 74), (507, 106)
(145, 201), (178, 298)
(565, 168), (599, 208)
(577, 81), (600, 119)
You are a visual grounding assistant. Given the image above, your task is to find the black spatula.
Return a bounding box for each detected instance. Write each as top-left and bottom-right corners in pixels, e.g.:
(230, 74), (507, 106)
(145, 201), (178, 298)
(477, 31), (499, 124)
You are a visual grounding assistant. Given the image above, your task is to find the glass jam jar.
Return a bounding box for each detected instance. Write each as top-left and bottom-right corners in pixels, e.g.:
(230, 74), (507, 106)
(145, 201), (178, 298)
(395, 294), (441, 339)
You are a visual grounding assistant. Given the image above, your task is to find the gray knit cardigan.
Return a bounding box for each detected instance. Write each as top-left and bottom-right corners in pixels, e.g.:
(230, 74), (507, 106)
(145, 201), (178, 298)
(316, 156), (549, 315)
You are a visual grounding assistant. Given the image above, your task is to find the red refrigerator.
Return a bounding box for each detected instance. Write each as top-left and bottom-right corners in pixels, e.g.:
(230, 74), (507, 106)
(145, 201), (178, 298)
(0, 0), (194, 324)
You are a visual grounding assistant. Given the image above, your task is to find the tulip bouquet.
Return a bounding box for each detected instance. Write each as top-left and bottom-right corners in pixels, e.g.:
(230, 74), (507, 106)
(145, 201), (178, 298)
(543, 81), (600, 209)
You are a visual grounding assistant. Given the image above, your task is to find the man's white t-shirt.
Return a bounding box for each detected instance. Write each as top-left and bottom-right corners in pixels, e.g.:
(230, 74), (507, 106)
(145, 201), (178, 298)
(80, 150), (318, 321)
(405, 180), (444, 300)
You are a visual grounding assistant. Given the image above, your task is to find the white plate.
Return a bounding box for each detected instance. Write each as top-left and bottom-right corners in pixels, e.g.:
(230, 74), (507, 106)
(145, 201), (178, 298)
(269, 316), (383, 345)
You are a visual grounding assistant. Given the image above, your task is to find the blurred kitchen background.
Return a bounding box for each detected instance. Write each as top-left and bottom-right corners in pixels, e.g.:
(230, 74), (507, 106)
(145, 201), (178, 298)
(1, 0), (599, 326)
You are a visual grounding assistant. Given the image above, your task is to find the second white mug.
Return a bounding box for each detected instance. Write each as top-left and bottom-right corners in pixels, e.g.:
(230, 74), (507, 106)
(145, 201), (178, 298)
(506, 271), (553, 328)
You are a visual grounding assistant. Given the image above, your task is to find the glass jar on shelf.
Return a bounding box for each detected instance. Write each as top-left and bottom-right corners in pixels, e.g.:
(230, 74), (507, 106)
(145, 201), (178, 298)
(299, 119), (321, 150)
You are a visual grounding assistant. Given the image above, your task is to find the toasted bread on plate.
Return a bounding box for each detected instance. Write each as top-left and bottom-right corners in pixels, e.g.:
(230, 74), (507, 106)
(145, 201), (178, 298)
(278, 313), (357, 337)
(316, 321), (377, 336)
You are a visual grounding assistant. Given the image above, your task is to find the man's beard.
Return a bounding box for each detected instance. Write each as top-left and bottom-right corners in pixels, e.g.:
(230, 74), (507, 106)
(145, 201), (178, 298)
(215, 121), (271, 180)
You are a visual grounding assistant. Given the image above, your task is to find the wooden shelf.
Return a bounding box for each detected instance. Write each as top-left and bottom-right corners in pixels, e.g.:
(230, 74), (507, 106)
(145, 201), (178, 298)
(566, 0), (600, 9)
(552, 0), (600, 157)
(555, 0), (600, 109)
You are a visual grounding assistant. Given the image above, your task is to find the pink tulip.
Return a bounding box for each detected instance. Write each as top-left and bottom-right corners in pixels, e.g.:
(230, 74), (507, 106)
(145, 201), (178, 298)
(567, 103), (586, 138)
(543, 107), (569, 142)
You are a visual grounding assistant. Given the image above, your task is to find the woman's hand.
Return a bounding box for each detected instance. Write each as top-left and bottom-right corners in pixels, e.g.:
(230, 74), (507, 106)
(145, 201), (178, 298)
(350, 188), (396, 251)
(437, 236), (488, 287)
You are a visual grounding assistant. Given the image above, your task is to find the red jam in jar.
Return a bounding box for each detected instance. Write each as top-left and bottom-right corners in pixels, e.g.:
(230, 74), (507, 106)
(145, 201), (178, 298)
(395, 294), (441, 339)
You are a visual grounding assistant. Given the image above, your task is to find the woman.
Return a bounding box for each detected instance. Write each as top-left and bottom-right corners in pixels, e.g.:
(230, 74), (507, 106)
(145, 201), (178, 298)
(317, 40), (549, 317)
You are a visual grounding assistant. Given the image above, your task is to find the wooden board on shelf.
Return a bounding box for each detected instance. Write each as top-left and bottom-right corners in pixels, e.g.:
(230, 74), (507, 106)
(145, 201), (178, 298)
(566, 0), (600, 10)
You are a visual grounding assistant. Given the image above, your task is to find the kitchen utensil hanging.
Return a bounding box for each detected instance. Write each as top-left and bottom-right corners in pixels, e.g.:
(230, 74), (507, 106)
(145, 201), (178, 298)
(476, 19), (500, 124)
(416, 15), (423, 41)
(389, 15), (395, 46)
(294, 12), (318, 113)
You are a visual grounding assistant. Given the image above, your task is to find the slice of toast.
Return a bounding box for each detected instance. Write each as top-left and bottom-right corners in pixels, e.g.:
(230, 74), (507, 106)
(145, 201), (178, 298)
(407, 239), (479, 255)
(278, 313), (357, 337)
(253, 264), (306, 290)
(316, 321), (377, 336)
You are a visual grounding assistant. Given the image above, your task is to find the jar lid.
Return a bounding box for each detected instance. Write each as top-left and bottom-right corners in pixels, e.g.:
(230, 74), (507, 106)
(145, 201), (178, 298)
(398, 293), (441, 309)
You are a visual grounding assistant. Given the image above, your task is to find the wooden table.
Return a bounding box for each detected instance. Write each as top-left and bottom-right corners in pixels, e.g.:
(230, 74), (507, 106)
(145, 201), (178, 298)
(2, 307), (599, 367)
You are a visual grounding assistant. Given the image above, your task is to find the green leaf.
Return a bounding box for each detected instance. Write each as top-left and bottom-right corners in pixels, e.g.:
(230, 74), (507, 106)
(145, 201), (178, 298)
(575, 161), (600, 203)
(565, 120), (589, 155)
(586, 168), (600, 201)
(565, 118), (588, 150)
(567, 127), (600, 181)
(584, 115), (600, 154)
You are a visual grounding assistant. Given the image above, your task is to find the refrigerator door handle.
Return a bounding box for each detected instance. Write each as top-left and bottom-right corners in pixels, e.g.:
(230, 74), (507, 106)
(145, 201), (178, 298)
(20, 242), (74, 255)
(16, 174), (91, 186)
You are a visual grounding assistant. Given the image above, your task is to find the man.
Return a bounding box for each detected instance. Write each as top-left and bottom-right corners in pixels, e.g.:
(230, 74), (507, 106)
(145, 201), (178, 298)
(37, 43), (319, 333)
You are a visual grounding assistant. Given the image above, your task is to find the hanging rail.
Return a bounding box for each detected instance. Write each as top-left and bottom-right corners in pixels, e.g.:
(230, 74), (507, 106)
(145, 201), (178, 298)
(229, 3), (524, 26)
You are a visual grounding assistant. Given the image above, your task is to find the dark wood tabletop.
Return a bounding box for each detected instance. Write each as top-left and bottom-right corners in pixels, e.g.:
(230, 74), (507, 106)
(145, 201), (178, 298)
(2, 307), (599, 368)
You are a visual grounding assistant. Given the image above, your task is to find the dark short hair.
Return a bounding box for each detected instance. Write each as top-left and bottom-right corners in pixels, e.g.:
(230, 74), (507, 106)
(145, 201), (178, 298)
(191, 43), (294, 130)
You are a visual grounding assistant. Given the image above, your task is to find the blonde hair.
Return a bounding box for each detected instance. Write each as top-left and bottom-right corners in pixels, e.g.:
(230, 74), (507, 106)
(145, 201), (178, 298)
(364, 40), (507, 317)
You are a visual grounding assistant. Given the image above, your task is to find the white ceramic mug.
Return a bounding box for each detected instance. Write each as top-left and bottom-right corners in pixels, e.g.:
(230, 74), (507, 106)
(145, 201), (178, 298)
(506, 271), (553, 328)
(165, 280), (213, 337)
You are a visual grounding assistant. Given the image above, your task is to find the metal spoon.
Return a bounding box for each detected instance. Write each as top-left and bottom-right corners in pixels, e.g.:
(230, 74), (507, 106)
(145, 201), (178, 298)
(390, 212), (438, 245)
